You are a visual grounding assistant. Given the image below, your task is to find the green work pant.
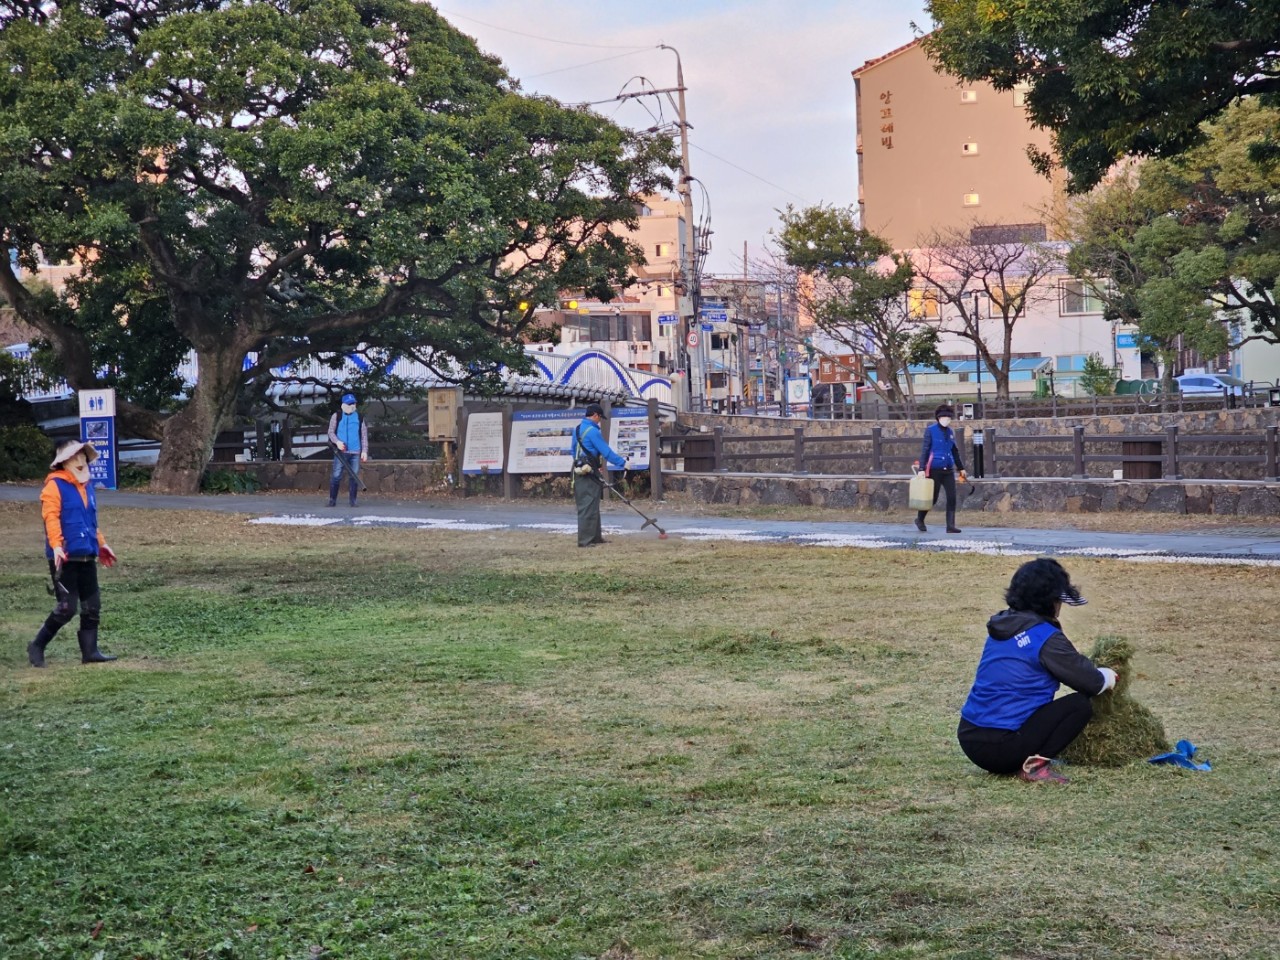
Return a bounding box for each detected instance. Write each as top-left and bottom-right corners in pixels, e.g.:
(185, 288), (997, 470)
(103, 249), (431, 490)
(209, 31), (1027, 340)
(574, 473), (603, 546)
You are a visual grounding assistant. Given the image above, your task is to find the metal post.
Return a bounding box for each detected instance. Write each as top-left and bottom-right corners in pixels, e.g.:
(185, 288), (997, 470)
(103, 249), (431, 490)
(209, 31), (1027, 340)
(1265, 425), (1278, 482)
(972, 428), (985, 478)
(986, 427), (998, 478)
(501, 404), (515, 501)
(871, 426), (884, 474)
(973, 291), (983, 415)
(712, 425), (724, 472)
(1072, 424), (1086, 479)
(794, 427), (806, 474)
(1164, 424), (1181, 479)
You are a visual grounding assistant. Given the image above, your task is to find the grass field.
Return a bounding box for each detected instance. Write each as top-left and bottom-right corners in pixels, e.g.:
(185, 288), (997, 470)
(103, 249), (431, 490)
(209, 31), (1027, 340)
(1, 501), (1277, 959)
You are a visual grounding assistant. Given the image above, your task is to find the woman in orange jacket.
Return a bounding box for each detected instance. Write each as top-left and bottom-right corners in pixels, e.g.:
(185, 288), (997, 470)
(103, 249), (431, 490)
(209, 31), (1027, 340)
(28, 440), (119, 667)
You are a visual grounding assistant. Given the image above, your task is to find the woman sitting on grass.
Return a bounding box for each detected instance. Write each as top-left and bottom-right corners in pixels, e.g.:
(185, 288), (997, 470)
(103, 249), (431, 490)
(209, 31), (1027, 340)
(957, 558), (1116, 785)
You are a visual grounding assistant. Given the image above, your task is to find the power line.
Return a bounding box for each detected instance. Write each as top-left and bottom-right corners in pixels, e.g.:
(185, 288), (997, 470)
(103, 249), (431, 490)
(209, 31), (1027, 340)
(690, 141), (811, 203)
(438, 8), (656, 51)
(524, 49), (651, 80)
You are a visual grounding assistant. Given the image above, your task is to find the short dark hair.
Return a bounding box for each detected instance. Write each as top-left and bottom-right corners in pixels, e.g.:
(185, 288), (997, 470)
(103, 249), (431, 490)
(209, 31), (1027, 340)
(935, 404), (954, 419)
(1005, 558), (1074, 618)
(585, 402), (605, 418)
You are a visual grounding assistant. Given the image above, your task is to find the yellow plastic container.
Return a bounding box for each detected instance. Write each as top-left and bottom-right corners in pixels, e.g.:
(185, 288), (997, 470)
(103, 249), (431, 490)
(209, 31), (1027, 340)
(908, 472), (935, 511)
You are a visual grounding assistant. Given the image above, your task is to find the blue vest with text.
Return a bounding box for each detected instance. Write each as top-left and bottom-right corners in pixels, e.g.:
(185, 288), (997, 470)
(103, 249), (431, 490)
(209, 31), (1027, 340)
(45, 478), (98, 559)
(924, 422), (956, 470)
(960, 621), (1061, 730)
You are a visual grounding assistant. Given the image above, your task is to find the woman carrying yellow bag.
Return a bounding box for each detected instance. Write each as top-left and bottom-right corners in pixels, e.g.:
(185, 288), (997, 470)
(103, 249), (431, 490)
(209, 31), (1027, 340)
(912, 403), (967, 533)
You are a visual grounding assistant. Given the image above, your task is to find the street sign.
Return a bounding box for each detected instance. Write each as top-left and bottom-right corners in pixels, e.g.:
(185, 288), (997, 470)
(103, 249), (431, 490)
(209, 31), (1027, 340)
(1116, 332), (1138, 349)
(699, 309), (729, 323)
(700, 323), (714, 332)
(686, 330), (699, 349)
(657, 313), (679, 325)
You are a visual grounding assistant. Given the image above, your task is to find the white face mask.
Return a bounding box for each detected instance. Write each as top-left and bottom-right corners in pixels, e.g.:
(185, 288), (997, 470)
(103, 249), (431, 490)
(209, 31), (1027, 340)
(64, 452), (91, 484)
(938, 417), (952, 428)
(341, 403), (356, 415)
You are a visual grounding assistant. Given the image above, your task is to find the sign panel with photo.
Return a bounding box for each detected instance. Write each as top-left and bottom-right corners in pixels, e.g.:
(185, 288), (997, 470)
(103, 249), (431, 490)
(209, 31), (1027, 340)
(508, 410), (581, 474)
(608, 407), (650, 469)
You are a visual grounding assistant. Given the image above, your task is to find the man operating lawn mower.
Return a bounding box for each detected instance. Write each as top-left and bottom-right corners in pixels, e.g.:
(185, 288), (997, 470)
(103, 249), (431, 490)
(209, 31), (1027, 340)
(28, 440), (119, 667)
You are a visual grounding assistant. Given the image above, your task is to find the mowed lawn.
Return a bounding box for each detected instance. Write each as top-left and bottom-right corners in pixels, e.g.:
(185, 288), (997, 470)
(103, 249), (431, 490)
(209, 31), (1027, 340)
(0, 501), (1276, 959)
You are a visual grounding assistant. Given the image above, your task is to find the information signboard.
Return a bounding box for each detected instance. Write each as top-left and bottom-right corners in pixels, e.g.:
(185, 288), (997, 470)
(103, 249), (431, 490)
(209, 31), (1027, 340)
(78, 389), (117, 489)
(461, 412), (505, 474)
(607, 407), (650, 470)
(508, 409), (580, 474)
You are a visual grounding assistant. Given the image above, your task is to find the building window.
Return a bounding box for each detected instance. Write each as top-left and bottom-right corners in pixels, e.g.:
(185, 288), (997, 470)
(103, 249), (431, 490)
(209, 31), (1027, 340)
(962, 142), (979, 156)
(657, 284), (672, 298)
(711, 333), (731, 350)
(655, 243), (672, 258)
(963, 192), (981, 206)
(1013, 82), (1031, 107)
(1056, 354), (1087, 372)
(908, 288), (940, 320)
(1060, 279), (1105, 315)
(960, 89), (977, 103)
(988, 284), (1024, 317)
(710, 372), (728, 390)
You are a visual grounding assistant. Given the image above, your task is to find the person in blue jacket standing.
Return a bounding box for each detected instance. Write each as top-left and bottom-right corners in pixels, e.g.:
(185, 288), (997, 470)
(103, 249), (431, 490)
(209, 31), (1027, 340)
(572, 403), (627, 547)
(327, 392), (368, 507)
(957, 558), (1117, 784)
(913, 403), (967, 533)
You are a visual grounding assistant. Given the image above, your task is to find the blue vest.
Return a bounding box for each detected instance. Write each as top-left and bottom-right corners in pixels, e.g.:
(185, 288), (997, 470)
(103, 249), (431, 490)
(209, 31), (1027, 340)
(336, 411), (362, 453)
(45, 477), (98, 559)
(924, 423), (956, 469)
(960, 621), (1061, 730)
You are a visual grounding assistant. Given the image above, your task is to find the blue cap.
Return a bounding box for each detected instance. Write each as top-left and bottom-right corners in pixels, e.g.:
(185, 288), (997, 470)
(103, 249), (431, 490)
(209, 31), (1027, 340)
(341, 393), (356, 404)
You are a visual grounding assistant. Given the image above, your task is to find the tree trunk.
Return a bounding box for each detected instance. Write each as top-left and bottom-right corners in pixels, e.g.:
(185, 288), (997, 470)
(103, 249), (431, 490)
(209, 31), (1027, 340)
(150, 344), (249, 494)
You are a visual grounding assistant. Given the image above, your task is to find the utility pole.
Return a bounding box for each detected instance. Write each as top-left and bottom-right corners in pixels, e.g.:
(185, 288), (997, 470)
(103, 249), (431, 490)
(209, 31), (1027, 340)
(660, 45), (701, 412)
(613, 46), (701, 412)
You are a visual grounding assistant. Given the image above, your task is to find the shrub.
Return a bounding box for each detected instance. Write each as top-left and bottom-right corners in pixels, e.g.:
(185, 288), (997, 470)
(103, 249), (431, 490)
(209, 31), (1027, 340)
(0, 424), (52, 481)
(201, 468), (260, 494)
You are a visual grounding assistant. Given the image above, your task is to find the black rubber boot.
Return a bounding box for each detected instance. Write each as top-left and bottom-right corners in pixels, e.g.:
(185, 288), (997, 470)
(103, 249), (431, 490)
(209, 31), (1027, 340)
(28, 622), (57, 668)
(914, 514), (927, 533)
(77, 628), (117, 664)
(327, 478), (340, 507)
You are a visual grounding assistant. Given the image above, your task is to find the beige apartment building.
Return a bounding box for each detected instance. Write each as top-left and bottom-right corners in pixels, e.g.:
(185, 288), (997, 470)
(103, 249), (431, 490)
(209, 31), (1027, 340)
(853, 38), (1063, 249)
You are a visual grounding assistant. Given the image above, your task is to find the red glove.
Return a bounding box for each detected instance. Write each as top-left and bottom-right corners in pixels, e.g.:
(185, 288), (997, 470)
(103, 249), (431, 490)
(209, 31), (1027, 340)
(99, 544), (117, 567)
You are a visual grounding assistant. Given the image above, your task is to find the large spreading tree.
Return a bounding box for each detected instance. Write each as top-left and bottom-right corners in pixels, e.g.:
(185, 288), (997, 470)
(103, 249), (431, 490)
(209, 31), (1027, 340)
(923, 0), (1280, 192)
(0, 1), (673, 492)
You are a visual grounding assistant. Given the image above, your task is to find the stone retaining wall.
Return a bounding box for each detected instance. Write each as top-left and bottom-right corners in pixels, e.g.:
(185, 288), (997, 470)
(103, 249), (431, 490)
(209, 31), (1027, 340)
(230, 460), (447, 496)
(661, 473), (1280, 516)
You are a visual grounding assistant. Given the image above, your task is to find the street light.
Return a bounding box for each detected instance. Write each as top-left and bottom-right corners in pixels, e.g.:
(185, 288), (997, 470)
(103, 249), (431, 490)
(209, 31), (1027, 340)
(972, 291), (983, 413)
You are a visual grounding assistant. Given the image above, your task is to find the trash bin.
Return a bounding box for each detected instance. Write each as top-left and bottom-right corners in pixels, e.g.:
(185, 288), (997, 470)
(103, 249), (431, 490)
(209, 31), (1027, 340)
(1268, 387), (1280, 408)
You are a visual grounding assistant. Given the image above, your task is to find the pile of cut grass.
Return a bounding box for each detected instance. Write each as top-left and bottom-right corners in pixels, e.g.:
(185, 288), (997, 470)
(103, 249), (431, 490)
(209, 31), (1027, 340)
(1062, 635), (1170, 767)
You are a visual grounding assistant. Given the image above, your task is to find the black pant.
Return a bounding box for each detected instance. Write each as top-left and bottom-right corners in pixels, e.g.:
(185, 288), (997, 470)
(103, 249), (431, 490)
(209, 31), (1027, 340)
(917, 467), (957, 528)
(957, 693), (1093, 774)
(42, 557), (101, 635)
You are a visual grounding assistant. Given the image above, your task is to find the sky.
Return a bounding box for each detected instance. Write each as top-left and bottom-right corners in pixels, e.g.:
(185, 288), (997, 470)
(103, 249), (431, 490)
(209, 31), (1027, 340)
(436, 1), (932, 276)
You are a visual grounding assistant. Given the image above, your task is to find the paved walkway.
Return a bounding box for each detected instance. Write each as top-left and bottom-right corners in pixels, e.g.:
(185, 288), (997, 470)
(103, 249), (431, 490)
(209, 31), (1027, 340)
(4, 484), (1279, 566)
